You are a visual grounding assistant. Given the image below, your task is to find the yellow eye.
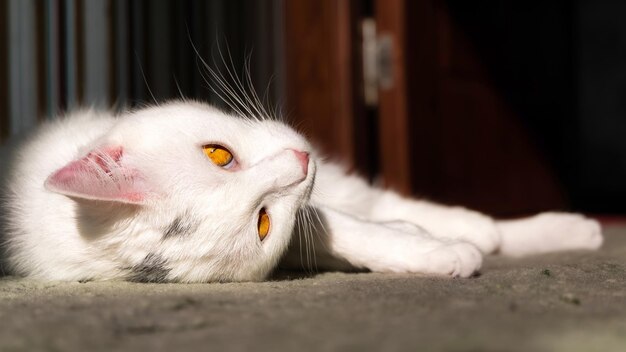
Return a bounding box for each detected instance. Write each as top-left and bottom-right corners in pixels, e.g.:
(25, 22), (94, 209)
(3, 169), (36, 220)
(202, 144), (234, 167)
(258, 208), (270, 241)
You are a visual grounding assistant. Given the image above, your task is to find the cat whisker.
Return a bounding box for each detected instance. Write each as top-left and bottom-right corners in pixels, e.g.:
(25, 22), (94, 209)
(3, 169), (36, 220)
(187, 33), (278, 123)
(172, 74), (186, 101)
(298, 206), (318, 275)
(135, 52), (159, 107)
(188, 38), (253, 119)
(196, 57), (253, 119)
(210, 42), (259, 120)
(296, 210), (306, 271)
(261, 72), (279, 120)
(218, 44), (266, 121)
(242, 52), (273, 121)
(309, 206), (331, 253)
(306, 207), (318, 272)
(302, 210), (311, 272)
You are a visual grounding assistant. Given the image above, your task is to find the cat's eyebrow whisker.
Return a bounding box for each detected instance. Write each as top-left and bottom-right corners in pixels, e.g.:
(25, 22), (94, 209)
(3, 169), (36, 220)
(196, 60), (249, 119)
(202, 76), (247, 119)
(261, 73), (284, 122)
(208, 65), (259, 121)
(218, 44), (263, 120)
(211, 44), (255, 117)
(135, 52), (159, 107)
(274, 100), (287, 123)
(217, 44), (271, 123)
(197, 58), (250, 118)
(172, 74), (186, 101)
(188, 34), (277, 123)
(189, 39), (253, 120)
(243, 53), (272, 121)
(203, 63), (253, 117)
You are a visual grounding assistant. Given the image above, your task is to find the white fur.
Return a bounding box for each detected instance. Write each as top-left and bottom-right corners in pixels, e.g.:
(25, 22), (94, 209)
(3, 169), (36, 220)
(298, 162), (603, 276)
(0, 101), (604, 282)
(2, 102), (314, 282)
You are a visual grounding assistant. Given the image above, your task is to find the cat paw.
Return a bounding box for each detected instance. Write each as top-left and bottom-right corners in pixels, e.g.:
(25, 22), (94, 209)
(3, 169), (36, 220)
(498, 212), (603, 257)
(428, 207), (501, 254)
(539, 213), (603, 250)
(420, 242), (483, 278)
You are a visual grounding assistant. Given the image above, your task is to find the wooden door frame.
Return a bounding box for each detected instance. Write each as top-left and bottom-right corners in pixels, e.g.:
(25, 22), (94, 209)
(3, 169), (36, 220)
(283, 0), (366, 170)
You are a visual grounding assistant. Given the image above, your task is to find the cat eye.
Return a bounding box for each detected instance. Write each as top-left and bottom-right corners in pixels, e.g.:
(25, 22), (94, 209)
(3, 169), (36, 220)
(202, 144), (235, 168)
(258, 208), (270, 241)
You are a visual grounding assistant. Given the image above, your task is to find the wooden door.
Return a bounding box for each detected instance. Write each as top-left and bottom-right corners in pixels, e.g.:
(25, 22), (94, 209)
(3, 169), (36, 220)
(284, 0), (567, 216)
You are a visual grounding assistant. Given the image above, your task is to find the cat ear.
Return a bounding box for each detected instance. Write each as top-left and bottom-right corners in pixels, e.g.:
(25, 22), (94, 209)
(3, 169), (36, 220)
(44, 146), (151, 204)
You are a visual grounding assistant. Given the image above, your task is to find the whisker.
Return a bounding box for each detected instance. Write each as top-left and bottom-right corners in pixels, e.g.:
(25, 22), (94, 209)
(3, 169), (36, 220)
(310, 216), (316, 272)
(186, 31), (279, 123)
(188, 34), (253, 119)
(297, 210), (305, 270)
(214, 44), (259, 120)
(219, 44), (265, 120)
(303, 211), (311, 272)
(135, 52), (158, 106)
(198, 55), (254, 117)
(243, 52), (272, 121)
(310, 206), (331, 253)
(306, 207), (318, 273)
(195, 58), (248, 118)
(172, 74), (186, 101)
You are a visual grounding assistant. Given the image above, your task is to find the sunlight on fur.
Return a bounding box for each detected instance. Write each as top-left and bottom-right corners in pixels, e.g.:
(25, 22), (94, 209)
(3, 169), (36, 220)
(0, 48), (603, 282)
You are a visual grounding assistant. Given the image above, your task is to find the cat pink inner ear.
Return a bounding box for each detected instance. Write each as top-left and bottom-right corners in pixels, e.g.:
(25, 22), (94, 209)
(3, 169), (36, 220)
(44, 146), (150, 204)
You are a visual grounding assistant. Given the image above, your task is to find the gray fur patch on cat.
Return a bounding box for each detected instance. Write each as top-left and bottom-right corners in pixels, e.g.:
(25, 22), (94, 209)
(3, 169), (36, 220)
(128, 253), (170, 283)
(162, 211), (200, 239)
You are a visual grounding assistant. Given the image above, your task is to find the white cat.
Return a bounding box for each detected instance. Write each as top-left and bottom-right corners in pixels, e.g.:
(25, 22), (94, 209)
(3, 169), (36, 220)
(0, 101), (603, 282)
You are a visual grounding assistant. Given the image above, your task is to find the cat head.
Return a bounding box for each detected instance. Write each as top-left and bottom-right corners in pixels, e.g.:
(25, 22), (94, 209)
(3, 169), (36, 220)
(44, 101), (315, 282)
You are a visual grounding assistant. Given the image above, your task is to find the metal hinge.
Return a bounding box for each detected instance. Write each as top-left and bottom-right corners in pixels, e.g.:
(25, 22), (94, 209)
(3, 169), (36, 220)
(362, 18), (394, 107)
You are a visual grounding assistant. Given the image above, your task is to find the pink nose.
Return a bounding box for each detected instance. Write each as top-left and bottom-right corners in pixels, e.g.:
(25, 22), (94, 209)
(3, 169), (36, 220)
(291, 149), (309, 175)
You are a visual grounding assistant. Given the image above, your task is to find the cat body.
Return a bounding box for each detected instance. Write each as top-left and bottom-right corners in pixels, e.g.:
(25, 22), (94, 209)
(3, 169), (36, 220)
(0, 101), (603, 282)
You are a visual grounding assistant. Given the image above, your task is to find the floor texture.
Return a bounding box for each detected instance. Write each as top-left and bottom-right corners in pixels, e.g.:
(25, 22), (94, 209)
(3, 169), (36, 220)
(1, 226), (625, 352)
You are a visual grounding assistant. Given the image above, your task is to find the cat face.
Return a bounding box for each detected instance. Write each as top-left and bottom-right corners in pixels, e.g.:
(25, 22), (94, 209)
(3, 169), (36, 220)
(45, 102), (316, 282)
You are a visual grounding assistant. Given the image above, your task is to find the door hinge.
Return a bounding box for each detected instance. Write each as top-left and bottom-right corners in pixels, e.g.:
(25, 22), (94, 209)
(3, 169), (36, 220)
(362, 18), (394, 107)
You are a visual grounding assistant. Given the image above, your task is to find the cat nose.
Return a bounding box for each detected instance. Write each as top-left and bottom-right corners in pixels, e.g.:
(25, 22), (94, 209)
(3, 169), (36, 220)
(290, 149), (309, 175)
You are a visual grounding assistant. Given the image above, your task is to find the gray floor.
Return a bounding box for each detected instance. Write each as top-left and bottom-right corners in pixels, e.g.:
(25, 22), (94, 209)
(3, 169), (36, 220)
(1, 227), (625, 352)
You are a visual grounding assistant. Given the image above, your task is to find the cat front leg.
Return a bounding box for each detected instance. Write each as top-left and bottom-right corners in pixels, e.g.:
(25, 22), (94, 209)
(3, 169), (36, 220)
(370, 193), (603, 256)
(370, 192), (502, 254)
(293, 206), (483, 277)
(370, 193), (603, 257)
(311, 163), (501, 254)
(312, 162), (602, 259)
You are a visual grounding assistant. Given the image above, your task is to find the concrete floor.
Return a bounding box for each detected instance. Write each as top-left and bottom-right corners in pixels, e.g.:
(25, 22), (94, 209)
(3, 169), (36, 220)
(1, 227), (625, 352)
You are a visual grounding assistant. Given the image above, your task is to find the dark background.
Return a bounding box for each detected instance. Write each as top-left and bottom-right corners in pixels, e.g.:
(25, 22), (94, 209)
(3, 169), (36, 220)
(2, 0), (626, 216)
(446, 1), (626, 214)
(453, 1), (626, 214)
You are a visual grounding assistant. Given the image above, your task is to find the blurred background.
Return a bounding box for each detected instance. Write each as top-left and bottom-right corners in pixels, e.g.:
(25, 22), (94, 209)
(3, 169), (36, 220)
(1, 0), (625, 217)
